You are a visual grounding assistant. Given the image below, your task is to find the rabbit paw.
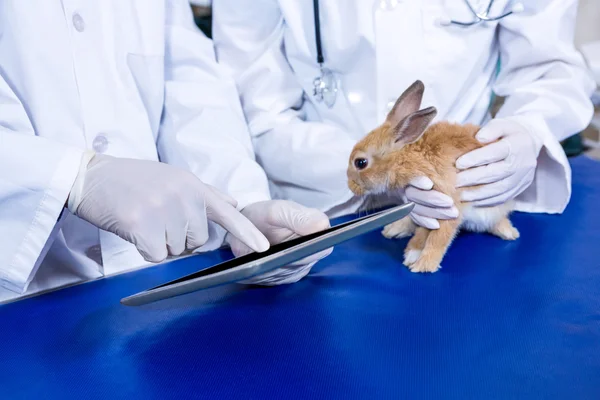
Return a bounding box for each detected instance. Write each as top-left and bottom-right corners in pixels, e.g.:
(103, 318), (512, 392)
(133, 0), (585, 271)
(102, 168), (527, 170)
(403, 249), (422, 266)
(490, 219), (520, 241)
(382, 218), (415, 239)
(409, 258), (441, 273)
(495, 225), (520, 241)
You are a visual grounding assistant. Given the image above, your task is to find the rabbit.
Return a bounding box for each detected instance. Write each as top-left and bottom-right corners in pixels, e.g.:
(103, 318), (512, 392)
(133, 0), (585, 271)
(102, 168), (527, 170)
(347, 80), (519, 273)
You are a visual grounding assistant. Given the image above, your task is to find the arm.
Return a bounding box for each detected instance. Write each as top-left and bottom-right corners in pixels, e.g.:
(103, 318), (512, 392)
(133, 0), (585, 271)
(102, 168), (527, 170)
(212, 1), (459, 227)
(158, 0), (272, 250)
(212, 0), (356, 213)
(0, 74), (83, 293)
(457, 0), (595, 213)
(159, 2), (334, 285)
(494, 0), (594, 141)
(492, 0), (594, 212)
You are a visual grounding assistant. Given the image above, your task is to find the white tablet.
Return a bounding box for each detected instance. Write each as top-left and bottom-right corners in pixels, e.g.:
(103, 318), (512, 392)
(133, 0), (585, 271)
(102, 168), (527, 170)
(120, 203), (414, 306)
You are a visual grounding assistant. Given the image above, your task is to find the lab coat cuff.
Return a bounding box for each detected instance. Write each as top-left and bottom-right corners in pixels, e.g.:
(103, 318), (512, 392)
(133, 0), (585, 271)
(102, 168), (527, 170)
(1, 147), (85, 294)
(502, 114), (571, 214)
(67, 150), (96, 213)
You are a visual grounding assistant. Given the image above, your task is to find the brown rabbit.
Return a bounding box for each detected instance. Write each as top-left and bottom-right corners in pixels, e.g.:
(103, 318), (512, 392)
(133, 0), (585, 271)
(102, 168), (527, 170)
(347, 80), (519, 273)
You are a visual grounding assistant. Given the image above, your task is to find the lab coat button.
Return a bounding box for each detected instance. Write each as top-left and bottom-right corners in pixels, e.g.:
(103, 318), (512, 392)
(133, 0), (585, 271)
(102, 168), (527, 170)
(72, 13), (85, 32)
(347, 92), (362, 104)
(92, 135), (108, 153)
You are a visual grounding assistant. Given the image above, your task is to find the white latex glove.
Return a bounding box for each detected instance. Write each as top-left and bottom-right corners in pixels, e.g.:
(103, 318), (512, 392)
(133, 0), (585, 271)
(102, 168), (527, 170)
(67, 153), (270, 263)
(226, 200), (332, 285)
(404, 177), (459, 230)
(456, 118), (542, 207)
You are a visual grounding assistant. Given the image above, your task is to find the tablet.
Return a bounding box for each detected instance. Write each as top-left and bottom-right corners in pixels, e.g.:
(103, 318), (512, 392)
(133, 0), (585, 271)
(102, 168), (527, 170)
(120, 203), (414, 306)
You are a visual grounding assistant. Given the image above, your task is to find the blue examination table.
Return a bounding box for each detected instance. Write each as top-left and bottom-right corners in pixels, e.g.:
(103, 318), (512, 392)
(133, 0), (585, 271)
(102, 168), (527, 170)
(0, 156), (598, 399)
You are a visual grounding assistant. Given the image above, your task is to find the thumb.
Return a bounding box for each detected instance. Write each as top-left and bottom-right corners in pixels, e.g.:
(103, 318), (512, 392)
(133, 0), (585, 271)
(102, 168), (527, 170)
(475, 119), (506, 144)
(276, 201), (331, 237)
(409, 176), (434, 191)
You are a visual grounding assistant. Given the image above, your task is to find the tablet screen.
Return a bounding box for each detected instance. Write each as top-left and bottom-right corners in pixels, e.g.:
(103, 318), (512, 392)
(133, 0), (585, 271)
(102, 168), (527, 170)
(153, 212), (375, 289)
(121, 203), (413, 306)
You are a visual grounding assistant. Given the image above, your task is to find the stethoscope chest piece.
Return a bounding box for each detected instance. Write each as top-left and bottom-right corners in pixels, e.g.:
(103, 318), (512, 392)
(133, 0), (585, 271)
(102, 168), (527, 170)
(312, 0), (337, 108)
(437, 0), (524, 27)
(313, 66), (337, 108)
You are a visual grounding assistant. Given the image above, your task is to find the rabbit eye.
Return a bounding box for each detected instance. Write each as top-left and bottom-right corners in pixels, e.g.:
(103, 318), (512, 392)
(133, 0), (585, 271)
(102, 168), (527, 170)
(354, 158), (368, 170)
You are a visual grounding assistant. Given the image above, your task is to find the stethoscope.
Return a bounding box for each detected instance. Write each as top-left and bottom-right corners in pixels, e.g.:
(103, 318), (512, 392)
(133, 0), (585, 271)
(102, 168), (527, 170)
(312, 0), (524, 108)
(312, 0), (337, 108)
(437, 0), (524, 26)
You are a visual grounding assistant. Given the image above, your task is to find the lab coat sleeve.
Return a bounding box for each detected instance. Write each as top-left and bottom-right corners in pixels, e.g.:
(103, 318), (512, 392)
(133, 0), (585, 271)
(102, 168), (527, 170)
(493, 0), (596, 213)
(157, 0), (272, 251)
(212, 0), (357, 214)
(0, 75), (83, 293)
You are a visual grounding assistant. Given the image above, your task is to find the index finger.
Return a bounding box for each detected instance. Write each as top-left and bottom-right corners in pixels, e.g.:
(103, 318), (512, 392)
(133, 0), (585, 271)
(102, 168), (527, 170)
(455, 140), (510, 170)
(204, 184), (238, 208)
(205, 192), (270, 253)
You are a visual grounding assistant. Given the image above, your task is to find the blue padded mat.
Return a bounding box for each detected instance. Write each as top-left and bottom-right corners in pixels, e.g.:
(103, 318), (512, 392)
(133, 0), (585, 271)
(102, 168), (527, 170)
(0, 156), (599, 400)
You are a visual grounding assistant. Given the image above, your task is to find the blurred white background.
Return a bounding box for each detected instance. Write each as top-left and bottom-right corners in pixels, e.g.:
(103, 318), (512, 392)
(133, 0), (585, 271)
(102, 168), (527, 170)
(576, 0), (600, 46)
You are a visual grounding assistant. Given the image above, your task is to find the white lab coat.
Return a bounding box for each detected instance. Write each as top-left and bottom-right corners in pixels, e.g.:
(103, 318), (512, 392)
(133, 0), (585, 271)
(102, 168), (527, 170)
(0, 0), (271, 302)
(212, 0), (596, 218)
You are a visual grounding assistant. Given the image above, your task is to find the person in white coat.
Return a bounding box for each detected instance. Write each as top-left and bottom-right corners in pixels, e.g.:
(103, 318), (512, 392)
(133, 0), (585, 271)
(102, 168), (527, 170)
(0, 1), (331, 303)
(212, 0), (596, 228)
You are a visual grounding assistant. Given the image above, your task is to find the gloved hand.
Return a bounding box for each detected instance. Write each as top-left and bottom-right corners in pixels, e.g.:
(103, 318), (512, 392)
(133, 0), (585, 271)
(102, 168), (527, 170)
(67, 152), (270, 262)
(226, 200), (332, 285)
(456, 118), (542, 207)
(404, 177), (458, 230)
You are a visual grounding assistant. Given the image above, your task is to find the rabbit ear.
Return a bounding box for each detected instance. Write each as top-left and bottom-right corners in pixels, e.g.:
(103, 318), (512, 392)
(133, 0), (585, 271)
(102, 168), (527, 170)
(386, 80), (425, 127)
(394, 107), (437, 144)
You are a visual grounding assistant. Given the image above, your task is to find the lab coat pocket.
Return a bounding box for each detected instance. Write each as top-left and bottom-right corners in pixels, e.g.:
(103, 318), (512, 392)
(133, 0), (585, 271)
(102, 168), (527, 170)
(422, 2), (501, 76)
(127, 53), (165, 136)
